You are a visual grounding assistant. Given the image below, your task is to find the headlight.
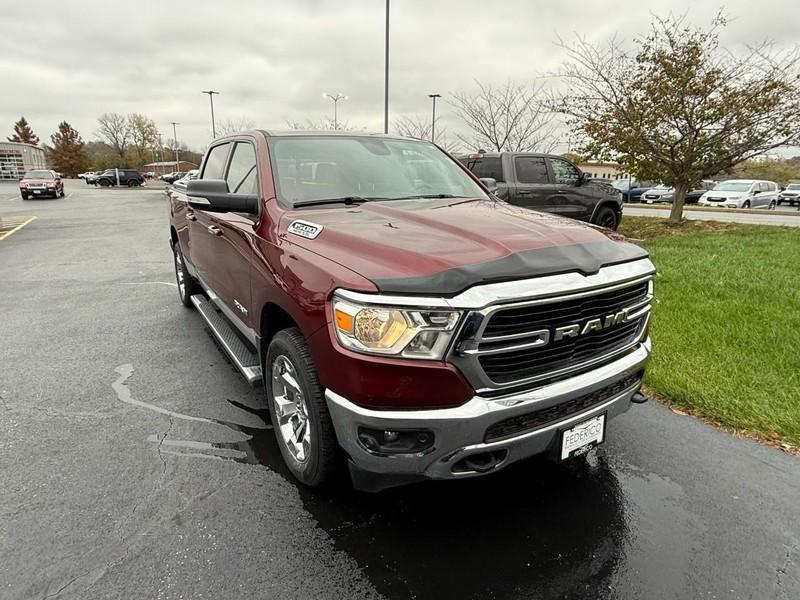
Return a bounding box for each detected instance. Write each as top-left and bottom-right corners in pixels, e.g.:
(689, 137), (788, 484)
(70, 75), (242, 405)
(332, 295), (461, 359)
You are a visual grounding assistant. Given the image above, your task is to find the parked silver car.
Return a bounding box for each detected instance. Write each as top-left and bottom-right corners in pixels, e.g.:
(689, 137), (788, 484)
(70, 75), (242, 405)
(777, 183), (800, 207)
(698, 179), (779, 209)
(641, 186), (674, 204)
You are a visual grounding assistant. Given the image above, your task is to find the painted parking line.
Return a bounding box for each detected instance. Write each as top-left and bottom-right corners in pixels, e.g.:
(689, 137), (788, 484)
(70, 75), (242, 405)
(0, 216), (37, 241)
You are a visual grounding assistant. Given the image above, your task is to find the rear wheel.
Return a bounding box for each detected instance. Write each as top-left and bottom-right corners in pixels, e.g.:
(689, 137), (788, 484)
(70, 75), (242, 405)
(266, 328), (340, 487)
(172, 242), (199, 307)
(593, 206), (619, 230)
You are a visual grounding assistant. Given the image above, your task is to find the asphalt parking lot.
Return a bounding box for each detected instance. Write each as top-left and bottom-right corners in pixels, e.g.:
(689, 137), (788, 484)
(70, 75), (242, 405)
(1, 181), (798, 600)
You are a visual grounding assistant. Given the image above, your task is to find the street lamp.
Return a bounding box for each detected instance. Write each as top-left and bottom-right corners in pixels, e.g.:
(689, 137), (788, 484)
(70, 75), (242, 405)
(322, 93), (347, 130)
(170, 122), (180, 172)
(156, 131), (165, 174)
(201, 90), (220, 138)
(427, 93), (441, 143)
(384, 0), (390, 134)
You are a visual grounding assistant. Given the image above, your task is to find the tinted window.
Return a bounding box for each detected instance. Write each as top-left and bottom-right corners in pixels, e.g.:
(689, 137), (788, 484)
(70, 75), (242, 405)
(514, 157), (549, 184)
(549, 158), (581, 185)
(226, 142), (259, 194)
(463, 157), (504, 182)
(202, 143), (230, 179)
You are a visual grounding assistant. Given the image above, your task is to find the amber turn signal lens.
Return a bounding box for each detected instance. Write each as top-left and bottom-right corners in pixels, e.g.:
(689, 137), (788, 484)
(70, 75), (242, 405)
(334, 308), (354, 333)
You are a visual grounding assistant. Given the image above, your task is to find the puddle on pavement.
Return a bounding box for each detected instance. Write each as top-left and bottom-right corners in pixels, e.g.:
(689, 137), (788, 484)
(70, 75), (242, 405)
(112, 363), (697, 600)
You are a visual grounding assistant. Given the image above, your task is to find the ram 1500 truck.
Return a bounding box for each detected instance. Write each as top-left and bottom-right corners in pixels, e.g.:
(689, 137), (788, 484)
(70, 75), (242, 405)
(168, 131), (654, 491)
(458, 152), (624, 230)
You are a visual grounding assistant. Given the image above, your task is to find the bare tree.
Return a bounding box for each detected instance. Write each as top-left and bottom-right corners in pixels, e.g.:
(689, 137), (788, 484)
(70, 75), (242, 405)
(394, 115), (461, 154)
(552, 13), (800, 221)
(449, 80), (558, 153)
(96, 113), (131, 161)
(217, 116), (256, 135)
(127, 113), (158, 168)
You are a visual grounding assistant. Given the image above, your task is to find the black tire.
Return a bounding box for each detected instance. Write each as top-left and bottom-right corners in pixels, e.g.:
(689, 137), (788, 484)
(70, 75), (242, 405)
(99, 179), (110, 187)
(127, 179), (138, 187)
(593, 206), (619, 230)
(265, 328), (339, 487)
(743, 200), (751, 209)
(60, 188), (65, 197)
(21, 194), (29, 200)
(768, 200), (776, 210)
(172, 241), (199, 307)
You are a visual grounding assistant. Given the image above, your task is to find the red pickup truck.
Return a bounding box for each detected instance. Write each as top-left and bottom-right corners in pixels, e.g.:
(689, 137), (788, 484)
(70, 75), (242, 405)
(168, 131), (654, 491)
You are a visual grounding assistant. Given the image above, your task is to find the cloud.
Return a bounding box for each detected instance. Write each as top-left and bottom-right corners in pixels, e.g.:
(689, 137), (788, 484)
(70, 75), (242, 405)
(1, 0), (797, 153)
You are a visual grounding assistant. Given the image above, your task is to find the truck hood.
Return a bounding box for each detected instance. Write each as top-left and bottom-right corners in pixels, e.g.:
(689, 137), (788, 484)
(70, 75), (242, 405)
(279, 198), (647, 296)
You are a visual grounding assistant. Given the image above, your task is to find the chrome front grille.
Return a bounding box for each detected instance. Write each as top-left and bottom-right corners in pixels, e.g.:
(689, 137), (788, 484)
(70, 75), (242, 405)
(451, 275), (653, 394)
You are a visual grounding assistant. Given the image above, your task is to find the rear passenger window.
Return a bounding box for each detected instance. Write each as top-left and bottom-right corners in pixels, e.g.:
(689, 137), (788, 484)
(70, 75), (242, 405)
(202, 143), (230, 180)
(514, 157), (549, 184)
(463, 157), (504, 182)
(226, 142), (259, 194)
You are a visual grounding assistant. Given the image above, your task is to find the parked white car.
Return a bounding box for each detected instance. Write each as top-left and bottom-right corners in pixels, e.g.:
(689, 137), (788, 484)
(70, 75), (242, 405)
(777, 183), (800, 207)
(641, 186), (674, 204)
(698, 180), (779, 209)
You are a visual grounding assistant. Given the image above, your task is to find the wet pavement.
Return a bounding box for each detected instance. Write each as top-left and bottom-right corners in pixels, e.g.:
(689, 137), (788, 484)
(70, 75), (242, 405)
(1, 182), (798, 599)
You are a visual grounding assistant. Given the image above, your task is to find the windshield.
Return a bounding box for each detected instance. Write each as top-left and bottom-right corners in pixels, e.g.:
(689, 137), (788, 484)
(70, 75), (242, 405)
(611, 180), (631, 191)
(267, 136), (487, 206)
(713, 182), (752, 192)
(25, 170), (53, 180)
(786, 184), (800, 190)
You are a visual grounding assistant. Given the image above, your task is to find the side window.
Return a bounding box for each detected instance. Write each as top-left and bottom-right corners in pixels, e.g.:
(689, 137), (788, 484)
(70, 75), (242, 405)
(465, 157), (504, 182)
(201, 143), (230, 180)
(549, 158), (581, 185)
(225, 142), (259, 195)
(514, 157), (549, 184)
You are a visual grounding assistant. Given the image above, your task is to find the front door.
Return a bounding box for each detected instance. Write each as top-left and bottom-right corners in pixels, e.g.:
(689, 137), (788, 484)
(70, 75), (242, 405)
(509, 155), (555, 209)
(547, 157), (595, 221)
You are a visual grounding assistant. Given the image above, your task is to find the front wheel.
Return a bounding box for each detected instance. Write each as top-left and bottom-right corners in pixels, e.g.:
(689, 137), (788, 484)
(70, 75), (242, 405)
(99, 179), (110, 187)
(743, 200), (751, 209)
(266, 328), (340, 487)
(593, 206), (619, 230)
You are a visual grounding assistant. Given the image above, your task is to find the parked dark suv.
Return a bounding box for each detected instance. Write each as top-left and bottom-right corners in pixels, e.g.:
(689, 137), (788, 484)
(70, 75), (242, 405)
(95, 169), (144, 187)
(458, 152), (623, 230)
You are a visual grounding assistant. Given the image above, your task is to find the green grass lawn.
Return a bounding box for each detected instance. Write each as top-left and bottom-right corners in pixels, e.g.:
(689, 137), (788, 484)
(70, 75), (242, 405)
(618, 217), (800, 447)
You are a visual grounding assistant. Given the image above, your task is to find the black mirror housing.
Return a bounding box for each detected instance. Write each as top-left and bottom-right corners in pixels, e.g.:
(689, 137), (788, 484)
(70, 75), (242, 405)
(479, 177), (498, 193)
(186, 179), (259, 214)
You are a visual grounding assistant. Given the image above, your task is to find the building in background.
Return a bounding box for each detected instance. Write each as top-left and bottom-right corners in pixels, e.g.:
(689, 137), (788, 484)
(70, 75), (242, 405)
(143, 160), (198, 177)
(0, 141), (47, 180)
(576, 160), (630, 180)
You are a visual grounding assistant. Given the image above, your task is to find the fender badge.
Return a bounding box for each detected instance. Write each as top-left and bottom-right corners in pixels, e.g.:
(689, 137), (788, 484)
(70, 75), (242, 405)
(288, 220), (323, 239)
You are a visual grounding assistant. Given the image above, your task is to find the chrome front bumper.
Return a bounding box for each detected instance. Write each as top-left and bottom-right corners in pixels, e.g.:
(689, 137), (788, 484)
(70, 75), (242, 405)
(326, 339), (650, 491)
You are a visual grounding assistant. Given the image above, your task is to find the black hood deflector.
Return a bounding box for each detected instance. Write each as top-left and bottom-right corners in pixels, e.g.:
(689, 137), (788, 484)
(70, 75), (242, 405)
(370, 241), (649, 296)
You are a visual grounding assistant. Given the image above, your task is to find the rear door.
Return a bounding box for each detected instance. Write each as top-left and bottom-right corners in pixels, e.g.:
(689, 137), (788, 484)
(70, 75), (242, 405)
(509, 155), (554, 209)
(459, 156), (508, 199)
(546, 156), (596, 220)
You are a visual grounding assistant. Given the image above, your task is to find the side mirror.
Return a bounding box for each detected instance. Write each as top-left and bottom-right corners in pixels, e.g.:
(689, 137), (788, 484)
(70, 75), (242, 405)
(187, 179), (259, 214)
(479, 177), (498, 193)
(752, 189), (761, 195)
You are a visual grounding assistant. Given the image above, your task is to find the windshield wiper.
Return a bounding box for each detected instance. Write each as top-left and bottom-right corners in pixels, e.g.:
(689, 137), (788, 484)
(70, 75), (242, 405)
(383, 193), (461, 201)
(293, 196), (384, 208)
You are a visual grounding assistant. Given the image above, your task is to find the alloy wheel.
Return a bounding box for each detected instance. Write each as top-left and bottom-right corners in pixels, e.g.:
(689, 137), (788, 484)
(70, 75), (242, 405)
(271, 355), (311, 463)
(173, 246), (186, 300)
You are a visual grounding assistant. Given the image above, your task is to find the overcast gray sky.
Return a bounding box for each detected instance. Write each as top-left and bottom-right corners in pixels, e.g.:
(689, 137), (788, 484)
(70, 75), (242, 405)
(2, 0), (798, 153)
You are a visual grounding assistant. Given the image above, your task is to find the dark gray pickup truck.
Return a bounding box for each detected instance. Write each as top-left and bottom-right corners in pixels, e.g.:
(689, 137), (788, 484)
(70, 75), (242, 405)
(458, 152), (623, 230)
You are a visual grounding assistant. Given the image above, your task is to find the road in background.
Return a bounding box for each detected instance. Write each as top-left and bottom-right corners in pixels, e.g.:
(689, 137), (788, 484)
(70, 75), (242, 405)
(1, 183), (798, 599)
(624, 203), (800, 226)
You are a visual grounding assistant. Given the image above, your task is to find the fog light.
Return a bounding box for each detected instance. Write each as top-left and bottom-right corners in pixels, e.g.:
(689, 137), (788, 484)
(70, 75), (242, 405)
(357, 428), (434, 455)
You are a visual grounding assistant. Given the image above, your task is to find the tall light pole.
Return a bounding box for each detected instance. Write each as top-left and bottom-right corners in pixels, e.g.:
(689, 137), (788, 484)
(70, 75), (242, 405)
(427, 93), (441, 143)
(201, 90), (220, 138)
(170, 122), (180, 172)
(322, 93), (347, 130)
(156, 131), (165, 175)
(384, 0), (390, 134)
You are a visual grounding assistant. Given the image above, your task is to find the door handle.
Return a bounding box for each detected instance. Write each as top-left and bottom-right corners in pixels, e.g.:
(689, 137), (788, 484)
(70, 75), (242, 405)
(518, 190), (532, 195)
(207, 225), (223, 236)
(186, 212), (196, 221)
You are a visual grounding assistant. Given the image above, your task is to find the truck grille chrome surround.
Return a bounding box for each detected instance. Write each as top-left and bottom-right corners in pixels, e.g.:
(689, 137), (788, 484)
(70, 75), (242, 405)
(448, 260), (655, 395)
